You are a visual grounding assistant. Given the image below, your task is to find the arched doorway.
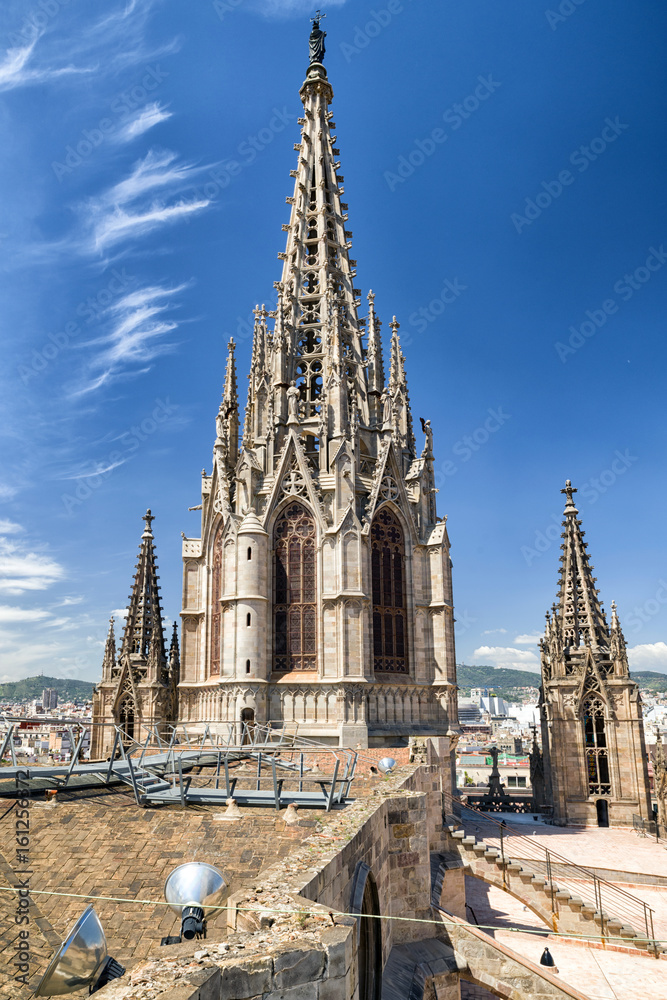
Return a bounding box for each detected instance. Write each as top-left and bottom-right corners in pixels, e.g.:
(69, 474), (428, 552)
(240, 707), (255, 745)
(596, 799), (609, 827)
(350, 862), (382, 1000)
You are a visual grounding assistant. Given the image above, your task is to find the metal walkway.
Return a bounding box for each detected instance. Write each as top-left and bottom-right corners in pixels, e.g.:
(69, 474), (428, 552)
(0, 722), (358, 811)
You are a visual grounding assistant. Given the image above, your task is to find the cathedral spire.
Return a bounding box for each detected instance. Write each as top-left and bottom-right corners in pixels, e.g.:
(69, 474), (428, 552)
(121, 509), (167, 668)
(554, 481), (608, 650)
(101, 617), (117, 681)
(366, 290), (384, 428)
(216, 338), (239, 467)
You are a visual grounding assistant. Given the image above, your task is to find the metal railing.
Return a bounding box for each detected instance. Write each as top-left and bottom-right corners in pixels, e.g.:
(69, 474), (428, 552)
(444, 788), (658, 954)
(633, 813), (664, 843)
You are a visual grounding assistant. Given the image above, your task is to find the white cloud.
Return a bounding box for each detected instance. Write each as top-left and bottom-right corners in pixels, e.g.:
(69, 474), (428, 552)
(0, 485), (18, 501)
(0, 524), (65, 595)
(111, 608), (129, 620)
(114, 102), (172, 144)
(0, 605), (51, 623)
(513, 633), (543, 646)
(0, 519), (23, 534)
(482, 628), (507, 635)
(472, 645), (541, 673)
(628, 642), (667, 673)
(0, 41), (94, 93)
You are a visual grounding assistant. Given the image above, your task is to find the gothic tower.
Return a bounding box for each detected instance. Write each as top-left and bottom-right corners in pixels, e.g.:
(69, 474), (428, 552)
(539, 481), (651, 826)
(91, 510), (179, 758)
(178, 20), (458, 746)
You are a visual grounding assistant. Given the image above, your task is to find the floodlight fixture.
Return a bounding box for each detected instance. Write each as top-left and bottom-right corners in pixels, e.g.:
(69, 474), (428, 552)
(377, 757), (396, 774)
(34, 906), (124, 996)
(164, 862), (227, 941)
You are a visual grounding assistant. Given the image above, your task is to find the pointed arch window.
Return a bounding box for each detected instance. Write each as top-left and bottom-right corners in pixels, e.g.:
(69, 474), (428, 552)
(273, 502), (317, 671)
(210, 526), (223, 676)
(582, 696), (611, 795)
(371, 506), (408, 674)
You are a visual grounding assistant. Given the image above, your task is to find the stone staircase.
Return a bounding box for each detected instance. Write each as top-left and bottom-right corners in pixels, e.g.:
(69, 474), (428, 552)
(444, 824), (661, 954)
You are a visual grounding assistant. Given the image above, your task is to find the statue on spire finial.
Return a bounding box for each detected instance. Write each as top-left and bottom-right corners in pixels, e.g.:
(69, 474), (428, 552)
(560, 479), (578, 511)
(142, 508), (155, 535)
(309, 10), (326, 64)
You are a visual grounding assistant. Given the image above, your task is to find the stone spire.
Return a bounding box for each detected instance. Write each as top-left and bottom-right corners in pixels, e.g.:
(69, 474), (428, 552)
(121, 509), (167, 672)
(554, 481), (608, 650)
(101, 617), (117, 682)
(366, 291), (384, 428)
(216, 338), (239, 467)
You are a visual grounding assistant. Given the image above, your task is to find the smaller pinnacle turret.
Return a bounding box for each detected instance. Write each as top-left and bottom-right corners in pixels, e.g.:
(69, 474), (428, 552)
(217, 338), (239, 467)
(102, 617), (117, 680)
(555, 481), (608, 650)
(121, 509), (166, 667)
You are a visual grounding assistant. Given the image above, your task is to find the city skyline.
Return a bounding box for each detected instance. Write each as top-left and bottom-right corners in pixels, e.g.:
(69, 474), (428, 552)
(1, 0), (665, 683)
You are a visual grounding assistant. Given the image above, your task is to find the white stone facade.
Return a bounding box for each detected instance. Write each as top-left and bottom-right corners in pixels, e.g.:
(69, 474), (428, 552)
(177, 59), (458, 746)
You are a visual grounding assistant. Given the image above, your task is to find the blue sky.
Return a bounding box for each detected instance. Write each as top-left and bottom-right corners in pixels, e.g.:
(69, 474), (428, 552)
(1, 0), (666, 684)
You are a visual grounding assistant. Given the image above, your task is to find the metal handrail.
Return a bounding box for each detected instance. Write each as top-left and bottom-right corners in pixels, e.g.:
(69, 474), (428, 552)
(444, 788), (658, 954)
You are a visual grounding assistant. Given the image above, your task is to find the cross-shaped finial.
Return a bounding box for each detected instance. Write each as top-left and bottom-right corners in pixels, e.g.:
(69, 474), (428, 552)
(390, 316), (400, 336)
(311, 9), (326, 26)
(367, 289), (375, 303)
(143, 509), (154, 532)
(560, 479), (577, 506)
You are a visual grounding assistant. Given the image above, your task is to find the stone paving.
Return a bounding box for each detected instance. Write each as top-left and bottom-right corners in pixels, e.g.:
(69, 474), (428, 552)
(465, 876), (667, 1000)
(500, 816), (667, 878)
(0, 781), (334, 1000)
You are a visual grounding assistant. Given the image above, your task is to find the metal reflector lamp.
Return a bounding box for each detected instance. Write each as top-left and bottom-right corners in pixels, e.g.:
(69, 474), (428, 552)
(377, 757), (397, 774)
(34, 906), (125, 996)
(164, 862), (227, 940)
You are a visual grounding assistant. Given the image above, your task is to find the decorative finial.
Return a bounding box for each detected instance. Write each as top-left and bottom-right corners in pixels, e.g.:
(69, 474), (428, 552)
(560, 479), (578, 514)
(390, 316), (400, 335)
(367, 289), (375, 303)
(309, 10), (326, 65)
(142, 509), (154, 535)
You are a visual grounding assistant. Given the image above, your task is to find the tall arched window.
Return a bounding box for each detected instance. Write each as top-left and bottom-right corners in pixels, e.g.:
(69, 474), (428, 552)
(210, 526), (223, 676)
(583, 696), (611, 795)
(273, 502), (317, 671)
(371, 506), (407, 673)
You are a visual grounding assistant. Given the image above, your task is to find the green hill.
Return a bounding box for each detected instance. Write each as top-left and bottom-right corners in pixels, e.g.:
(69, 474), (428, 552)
(456, 664), (540, 698)
(0, 675), (95, 704)
(456, 664), (667, 698)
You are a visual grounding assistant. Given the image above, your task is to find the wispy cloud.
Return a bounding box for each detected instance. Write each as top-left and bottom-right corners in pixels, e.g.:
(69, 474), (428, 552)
(82, 150), (210, 253)
(0, 41), (95, 93)
(0, 521), (65, 595)
(482, 627), (507, 635)
(114, 102), (172, 144)
(0, 605), (52, 623)
(69, 282), (189, 395)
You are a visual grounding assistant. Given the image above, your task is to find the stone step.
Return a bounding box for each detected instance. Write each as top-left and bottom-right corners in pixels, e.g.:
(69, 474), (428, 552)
(483, 850), (499, 861)
(620, 925), (637, 938)
(451, 829), (466, 840)
(461, 836), (476, 847)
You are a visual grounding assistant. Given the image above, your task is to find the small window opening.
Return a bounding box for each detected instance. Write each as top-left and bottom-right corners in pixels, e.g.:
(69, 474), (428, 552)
(245, 659), (251, 674)
(247, 547), (252, 560)
(246, 612), (251, 627)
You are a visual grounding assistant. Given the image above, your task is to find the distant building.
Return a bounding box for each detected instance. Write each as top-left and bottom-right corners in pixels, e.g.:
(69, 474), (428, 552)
(42, 688), (58, 710)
